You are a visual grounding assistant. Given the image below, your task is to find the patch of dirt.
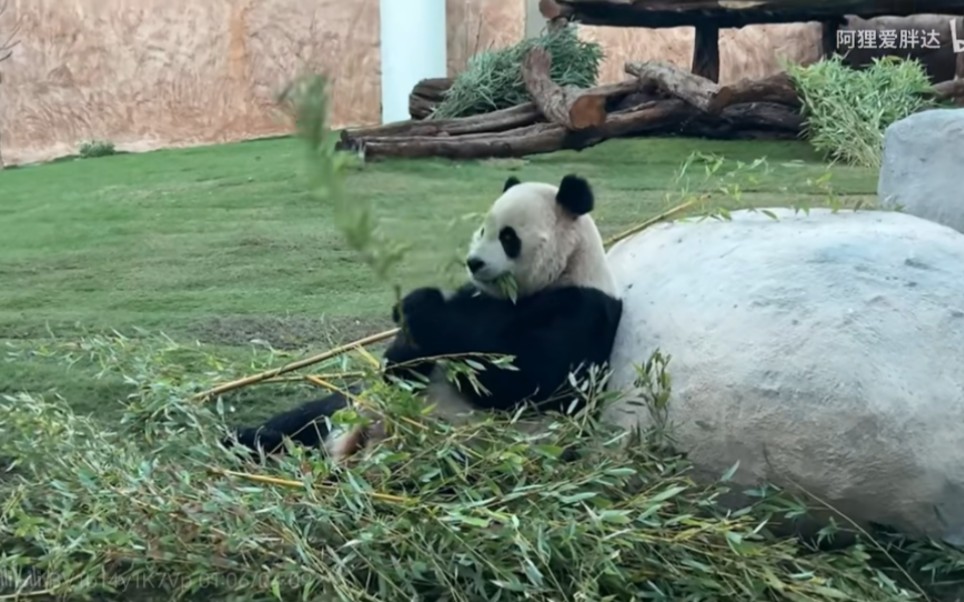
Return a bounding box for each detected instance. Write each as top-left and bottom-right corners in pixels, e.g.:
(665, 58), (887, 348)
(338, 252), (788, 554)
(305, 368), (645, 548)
(187, 314), (393, 351)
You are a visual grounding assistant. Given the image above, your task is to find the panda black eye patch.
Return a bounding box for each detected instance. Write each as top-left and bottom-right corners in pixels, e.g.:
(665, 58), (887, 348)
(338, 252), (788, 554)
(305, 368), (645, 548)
(499, 227), (521, 258)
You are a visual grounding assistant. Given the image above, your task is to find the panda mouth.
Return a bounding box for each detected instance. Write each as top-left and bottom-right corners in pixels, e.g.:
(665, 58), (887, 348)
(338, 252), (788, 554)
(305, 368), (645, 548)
(471, 274), (513, 299)
(471, 272), (505, 285)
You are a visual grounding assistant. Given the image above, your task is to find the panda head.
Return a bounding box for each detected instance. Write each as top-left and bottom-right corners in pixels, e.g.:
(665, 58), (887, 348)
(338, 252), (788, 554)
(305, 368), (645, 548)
(465, 173), (612, 299)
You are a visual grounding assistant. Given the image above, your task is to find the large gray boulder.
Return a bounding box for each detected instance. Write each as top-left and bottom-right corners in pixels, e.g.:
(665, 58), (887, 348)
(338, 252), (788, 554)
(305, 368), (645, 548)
(878, 108), (964, 233)
(603, 207), (964, 545)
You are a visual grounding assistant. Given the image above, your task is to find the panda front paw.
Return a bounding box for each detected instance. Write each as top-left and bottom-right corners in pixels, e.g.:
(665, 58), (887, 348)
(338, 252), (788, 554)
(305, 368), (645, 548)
(394, 287), (447, 347)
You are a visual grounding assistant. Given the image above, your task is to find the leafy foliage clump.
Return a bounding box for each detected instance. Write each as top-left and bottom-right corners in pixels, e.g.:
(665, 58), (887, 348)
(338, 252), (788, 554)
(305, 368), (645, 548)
(78, 139), (117, 158)
(433, 25), (604, 119)
(787, 56), (935, 168)
(0, 331), (948, 601)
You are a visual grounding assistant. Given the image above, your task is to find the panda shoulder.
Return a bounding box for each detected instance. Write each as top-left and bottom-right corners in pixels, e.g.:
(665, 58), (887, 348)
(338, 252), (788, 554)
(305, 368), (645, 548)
(517, 286), (620, 322)
(539, 285), (621, 306)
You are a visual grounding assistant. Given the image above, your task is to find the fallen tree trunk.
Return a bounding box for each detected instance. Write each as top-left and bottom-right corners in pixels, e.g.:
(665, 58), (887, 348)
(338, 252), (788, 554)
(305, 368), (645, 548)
(340, 78), (645, 145)
(356, 100), (694, 160)
(409, 77), (452, 120)
(353, 98), (803, 160)
(625, 61), (720, 112)
(347, 105), (807, 161)
(719, 102), (804, 131)
(928, 78), (964, 105)
(623, 61), (802, 116)
(680, 102), (804, 139)
(522, 47), (608, 130)
(341, 103), (544, 141)
(708, 72), (801, 113)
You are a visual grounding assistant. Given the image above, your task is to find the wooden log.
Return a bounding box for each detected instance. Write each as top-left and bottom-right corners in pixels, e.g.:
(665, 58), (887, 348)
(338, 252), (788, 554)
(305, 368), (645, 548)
(625, 60), (719, 111)
(929, 78), (964, 104)
(355, 97), (805, 160)
(409, 97), (438, 120)
(708, 72), (801, 113)
(548, 0), (964, 28)
(539, 0), (565, 19)
(677, 102), (804, 140)
(692, 24), (720, 83)
(342, 77), (642, 143)
(612, 89), (669, 112)
(718, 102), (804, 131)
(357, 99), (693, 160)
(342, 103), (544, 140)
(409, 77), (452, 119)
(522, 47), (607, 130)
(538, 0), (571, 31)
(821, 19), (841, 58)
(339, 65), (814, 160)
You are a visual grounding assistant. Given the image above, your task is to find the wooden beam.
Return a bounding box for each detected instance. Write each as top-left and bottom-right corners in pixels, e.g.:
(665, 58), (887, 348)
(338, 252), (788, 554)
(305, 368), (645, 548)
(692, 24), (720, 83)
(821, 19), (840, 59)
(551, 0), (964, 29)
(958, 17), (964, 80)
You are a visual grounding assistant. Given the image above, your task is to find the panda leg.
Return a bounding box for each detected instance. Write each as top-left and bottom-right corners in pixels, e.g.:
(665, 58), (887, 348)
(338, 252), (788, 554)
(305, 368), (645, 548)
(325, 370), (468, 464)
(324, 417), (386, 464)
(223, 386), (360, 457)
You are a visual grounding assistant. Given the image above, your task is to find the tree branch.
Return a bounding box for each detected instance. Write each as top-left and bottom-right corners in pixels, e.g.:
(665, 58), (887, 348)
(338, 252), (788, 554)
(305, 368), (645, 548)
(522, 46), (607, 131)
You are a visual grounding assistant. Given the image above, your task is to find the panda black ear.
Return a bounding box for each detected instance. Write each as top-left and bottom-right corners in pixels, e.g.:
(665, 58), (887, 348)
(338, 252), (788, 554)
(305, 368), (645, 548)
(503, 175), (521, 192)
(556, 174), (594, 216)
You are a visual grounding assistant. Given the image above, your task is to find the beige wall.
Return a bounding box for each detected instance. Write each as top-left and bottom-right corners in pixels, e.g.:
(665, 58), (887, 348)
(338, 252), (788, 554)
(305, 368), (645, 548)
(0, 0), (820, 166)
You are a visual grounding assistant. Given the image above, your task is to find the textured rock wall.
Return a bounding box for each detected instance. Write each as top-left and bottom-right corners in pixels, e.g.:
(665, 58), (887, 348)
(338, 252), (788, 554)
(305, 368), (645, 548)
(0, 0), (820, 165)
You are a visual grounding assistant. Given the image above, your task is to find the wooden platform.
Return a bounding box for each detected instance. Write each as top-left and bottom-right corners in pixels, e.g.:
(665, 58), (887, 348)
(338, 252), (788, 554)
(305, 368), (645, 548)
(540, 0), (964, 82)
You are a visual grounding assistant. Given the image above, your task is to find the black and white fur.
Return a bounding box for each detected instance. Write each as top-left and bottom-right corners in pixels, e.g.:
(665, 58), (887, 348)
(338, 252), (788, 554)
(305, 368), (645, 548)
(223, 173), (623, 462)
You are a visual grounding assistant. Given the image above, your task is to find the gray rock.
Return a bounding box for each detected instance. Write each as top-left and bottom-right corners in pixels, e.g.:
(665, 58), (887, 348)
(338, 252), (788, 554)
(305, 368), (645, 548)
(878, 108), (964, 233)
(603, 207), (964, 545)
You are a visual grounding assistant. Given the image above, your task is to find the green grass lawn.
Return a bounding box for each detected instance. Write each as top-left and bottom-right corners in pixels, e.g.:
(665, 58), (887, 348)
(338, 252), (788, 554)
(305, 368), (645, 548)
(0, 135), (878, 424)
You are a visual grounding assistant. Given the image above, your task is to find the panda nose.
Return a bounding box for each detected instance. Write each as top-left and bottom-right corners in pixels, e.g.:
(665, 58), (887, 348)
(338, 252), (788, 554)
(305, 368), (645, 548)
(466, 257), (486, 274)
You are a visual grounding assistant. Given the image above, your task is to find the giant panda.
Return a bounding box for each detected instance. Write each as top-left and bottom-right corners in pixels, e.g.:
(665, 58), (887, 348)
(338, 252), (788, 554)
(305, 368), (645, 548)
(223, 173), (623, 463)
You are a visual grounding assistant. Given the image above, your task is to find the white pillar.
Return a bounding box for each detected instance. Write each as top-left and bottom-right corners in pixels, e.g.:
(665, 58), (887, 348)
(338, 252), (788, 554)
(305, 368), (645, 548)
(524, 0), (546, 39)
(379, 0), (448, 124)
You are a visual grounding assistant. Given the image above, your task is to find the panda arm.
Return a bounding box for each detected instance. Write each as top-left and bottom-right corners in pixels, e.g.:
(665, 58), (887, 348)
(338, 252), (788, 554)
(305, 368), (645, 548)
(382, 283), (483, 379)
(382, 330), (437, 382)
(402, 285), (622, 413)
(468, 287), (623, 413)
(398, 285), (516, 358)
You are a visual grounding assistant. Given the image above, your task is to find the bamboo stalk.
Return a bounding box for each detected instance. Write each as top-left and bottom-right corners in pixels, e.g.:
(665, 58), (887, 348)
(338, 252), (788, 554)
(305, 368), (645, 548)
(192, 328), (399, 401)
(210, 468), (413, 503)
(261, 371), (366, 385)
(603, 198), (699, 247)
